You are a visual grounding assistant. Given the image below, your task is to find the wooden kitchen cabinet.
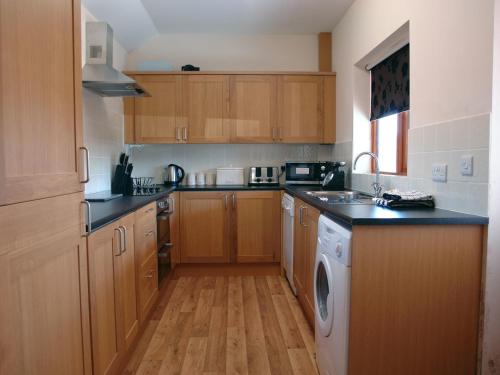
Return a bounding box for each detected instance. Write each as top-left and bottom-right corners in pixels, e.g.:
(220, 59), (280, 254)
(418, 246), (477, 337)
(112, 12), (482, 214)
(293, 198), (320, 326)
(134, 202), (159, 322)
(133, 75), (183, 143)
(234, 191), (281, 262)
(229, 75), (277, 143)
(0, 193), (92, 375)
(278, 75), (324, 143)
(87, 213), (138, 375)
(123, 72), (336, 145)
(0, 0), (85, 205)
(180, 191), (231, 263)
(182, 75), (231, 143)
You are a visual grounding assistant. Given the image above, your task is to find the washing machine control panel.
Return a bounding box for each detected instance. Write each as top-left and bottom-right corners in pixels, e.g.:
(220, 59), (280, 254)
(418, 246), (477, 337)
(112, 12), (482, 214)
(317, 215), (352, 266)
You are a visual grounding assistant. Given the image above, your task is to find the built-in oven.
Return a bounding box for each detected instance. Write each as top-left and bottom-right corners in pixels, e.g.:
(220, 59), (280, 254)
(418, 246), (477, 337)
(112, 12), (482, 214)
(156, 195), (173, 285)
(285, 161), (334, 185)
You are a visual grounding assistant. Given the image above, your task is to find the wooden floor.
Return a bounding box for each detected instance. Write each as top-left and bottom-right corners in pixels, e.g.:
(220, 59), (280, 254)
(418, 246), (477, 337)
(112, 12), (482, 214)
(123, 274), (318, 375)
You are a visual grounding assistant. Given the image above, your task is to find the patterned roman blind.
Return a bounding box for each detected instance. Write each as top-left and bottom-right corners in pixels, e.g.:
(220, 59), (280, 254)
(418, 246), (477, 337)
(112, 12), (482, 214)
(370, 44), (410, 121)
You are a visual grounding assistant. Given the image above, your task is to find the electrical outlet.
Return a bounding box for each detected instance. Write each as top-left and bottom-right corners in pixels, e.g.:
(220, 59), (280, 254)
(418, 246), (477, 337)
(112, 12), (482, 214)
(432, 163), (447, 182)
(461, 155), (473, 176)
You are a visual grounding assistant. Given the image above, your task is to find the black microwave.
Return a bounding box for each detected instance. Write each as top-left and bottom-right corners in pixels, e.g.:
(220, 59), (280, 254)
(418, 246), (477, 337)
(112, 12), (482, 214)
(285, 162), (334, 184)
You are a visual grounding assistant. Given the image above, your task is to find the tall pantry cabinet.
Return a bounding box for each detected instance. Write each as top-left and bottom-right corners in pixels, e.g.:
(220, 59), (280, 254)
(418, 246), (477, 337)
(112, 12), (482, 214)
(0, 1), (92, 374)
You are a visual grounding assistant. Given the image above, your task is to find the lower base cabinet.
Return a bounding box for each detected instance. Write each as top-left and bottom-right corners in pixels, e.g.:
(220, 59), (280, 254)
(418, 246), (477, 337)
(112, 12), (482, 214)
(180, 191), (230, 263)
(0, 193), (92, 375)
(179, 191), (281, 264)
(293, 198), (319, 327)
(88, 213), (138, 375)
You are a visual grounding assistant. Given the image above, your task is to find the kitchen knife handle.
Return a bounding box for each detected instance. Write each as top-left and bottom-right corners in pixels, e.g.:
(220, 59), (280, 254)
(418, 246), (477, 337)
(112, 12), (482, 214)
(79, 146), (90, 183)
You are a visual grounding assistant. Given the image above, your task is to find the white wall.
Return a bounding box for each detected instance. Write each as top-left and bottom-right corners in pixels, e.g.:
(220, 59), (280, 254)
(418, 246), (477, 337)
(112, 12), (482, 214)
(82, 7), (128, 194)
(127, 33), (318, 71)
(483, 0), (500, 372)
(331, 0), (494, 216)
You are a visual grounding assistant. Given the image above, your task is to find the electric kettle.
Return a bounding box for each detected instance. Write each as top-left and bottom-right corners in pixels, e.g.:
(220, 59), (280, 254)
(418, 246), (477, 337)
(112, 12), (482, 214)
(164, 164), (185, 185)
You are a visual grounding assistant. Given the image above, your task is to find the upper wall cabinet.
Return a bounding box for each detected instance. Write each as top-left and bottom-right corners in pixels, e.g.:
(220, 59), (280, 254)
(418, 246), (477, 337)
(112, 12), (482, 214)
(124, 72), (336, 145)
(182, 75), (231, 143)
(229, 75), (277, 143)
(0, 0), (85, 205)
(278, 75), (324, 143)
(134, 75), (183, 143)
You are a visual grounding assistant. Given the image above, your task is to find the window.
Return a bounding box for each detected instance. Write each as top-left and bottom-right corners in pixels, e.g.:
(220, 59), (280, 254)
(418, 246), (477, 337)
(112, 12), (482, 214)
(371, 111), (408, 174)
(370, 44), (409, 175)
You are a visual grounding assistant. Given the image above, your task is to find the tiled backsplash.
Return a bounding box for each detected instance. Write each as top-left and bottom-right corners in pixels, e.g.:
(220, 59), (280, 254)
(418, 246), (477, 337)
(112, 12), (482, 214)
(83, 90), (126, 194)
(335, 113), (490, 216)
(129, 144), (321, 184)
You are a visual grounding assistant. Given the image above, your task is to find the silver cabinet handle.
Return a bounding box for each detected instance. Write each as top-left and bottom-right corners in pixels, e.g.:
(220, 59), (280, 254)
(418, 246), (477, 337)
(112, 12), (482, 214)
(119, 225), (127, 254)
(272, 127), (277, 140)
(232, 193), (236, 209)
(183, 127), (188, 141)
(114, 228), (122, 256)
(79, 147), (90, 183)
(145, 230), (155, 237)
(301, 206), (308, 227)
(279, 127), (283, 141)
(298, 206), (303, 225)
(167, 197), (174, 214)
(224, 195), (228, 209)
(81, 200), (91, 236)
(175, 127), (180, 141)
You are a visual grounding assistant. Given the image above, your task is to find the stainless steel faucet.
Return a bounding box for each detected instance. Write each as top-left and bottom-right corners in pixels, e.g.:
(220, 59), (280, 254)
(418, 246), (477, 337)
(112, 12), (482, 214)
(353, 152), (383, 198)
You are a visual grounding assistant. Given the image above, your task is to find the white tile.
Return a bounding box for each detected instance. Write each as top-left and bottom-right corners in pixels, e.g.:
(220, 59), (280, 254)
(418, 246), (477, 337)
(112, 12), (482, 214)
(449, 117), (470, 150)
(468, 114), (490, 149)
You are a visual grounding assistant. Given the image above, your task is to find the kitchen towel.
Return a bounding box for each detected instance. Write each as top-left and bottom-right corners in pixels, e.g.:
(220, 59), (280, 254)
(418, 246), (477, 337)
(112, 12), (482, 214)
(376, 189), (435, 209)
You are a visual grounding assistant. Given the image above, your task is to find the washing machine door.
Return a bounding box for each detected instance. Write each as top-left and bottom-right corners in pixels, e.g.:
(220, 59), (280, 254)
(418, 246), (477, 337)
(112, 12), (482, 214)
(314, 252), (334, 337)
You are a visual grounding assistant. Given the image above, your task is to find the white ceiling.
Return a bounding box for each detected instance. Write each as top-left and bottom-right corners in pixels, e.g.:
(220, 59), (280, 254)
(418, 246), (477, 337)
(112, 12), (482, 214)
(141, 0), (354, 34)
(83, 0), (354, 51)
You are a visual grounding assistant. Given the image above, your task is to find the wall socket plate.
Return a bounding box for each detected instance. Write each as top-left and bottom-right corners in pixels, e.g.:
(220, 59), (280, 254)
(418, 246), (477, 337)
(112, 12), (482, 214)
(432, 163), (447, 182)
(461, 155), (473, 176)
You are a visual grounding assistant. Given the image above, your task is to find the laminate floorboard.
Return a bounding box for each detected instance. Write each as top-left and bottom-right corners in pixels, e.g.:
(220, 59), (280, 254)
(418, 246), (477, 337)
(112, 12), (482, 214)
(125, 275), (318, 375)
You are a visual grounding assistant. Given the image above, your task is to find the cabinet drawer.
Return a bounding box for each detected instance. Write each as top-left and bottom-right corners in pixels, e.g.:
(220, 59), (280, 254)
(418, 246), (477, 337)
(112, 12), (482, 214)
(135, 206), (157, 262)
(138, 251), (158, 321)
(135, 202), (156, 222)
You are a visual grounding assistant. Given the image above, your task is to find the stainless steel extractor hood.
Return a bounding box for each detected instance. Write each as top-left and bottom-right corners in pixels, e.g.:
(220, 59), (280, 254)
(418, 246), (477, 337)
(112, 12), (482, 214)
(82, 22), (149, 97)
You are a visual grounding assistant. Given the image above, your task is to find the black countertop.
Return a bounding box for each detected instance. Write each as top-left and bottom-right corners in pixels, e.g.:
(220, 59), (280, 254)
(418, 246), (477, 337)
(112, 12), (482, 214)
(87, 184), (488, 233)
(283, 185), (489, 229)
(87, 184), (283, 232)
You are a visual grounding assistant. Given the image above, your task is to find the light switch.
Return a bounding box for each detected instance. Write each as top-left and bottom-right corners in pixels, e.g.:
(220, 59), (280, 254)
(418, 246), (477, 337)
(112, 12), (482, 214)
(432, 163), (447, 182)
(461, 155), (473, 176)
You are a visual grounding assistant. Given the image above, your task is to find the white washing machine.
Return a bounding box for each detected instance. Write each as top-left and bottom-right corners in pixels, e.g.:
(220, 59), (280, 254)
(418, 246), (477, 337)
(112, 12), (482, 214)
(314, 215), (352, 375)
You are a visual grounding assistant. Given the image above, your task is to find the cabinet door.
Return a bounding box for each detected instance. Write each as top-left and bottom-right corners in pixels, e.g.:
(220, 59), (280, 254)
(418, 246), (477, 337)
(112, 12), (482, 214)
(115, 214), (139, 350)
(88, 223), (123, 375)
(278, 76), (324, 143)
(182, 75), (230, 143)
(180, 192), (230, 263)
(229, 75), (277, 143)
(135, 75), (182, 143)
(0, 193), (91, 375)
(234, 191), (281, 263)
(293, 200), (307, 296)
(302, 203), (320, 326)
(0, 0), (84, 205)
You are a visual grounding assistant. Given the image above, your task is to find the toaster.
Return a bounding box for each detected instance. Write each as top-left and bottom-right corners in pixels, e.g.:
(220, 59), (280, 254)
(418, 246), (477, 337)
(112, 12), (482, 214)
(248, 167), (280, 186)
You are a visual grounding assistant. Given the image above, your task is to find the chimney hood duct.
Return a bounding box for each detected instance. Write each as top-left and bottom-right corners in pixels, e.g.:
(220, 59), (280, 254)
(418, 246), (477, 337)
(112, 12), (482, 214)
(82, 22), (149, 97)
